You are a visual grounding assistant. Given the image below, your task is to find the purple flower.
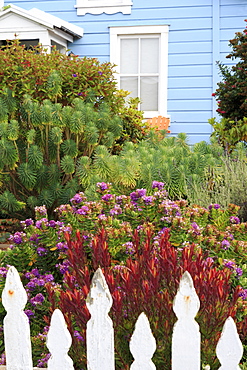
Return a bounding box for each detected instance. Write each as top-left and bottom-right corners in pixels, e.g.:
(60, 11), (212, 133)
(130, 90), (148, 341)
(44, 274), (54, 282)
(130, 188), (146, 202)
(236, 267), (243, 277)
(35, 218), (48, 229)
(56, 260), (70, 274)
(21, 218), (34, 227)
(76, 206), (89, 215)
(97, 182), (108, 190)
(48, 220), (57, 228)
(56, 241), (68, 251)
(230, 216), (240, 224)
(109, 205), (122, 216)
(143, 195), (154, 204)
(223, 260), (235, 269)
(209, 203), (221, 210)
(221, 239), (230, 250)
(98, 213), (107, 220)
(9, 231), (25, 245)
(98, 71), (103, 75)
(0, 267), (7, 278)
(37, 353), (51, 368)
(101, 193), (113, 201)
(24, 309), (35, 319)
(37, 246), (48, 256)
(70, 193), (83, 204)
(30, 293), (45, 306)
(35, 205), (47, 216)
(30, 268), (40, 277)
(72, 73), (77, 77)
(29, 233), (40, 243)
(123, 241), (135, 255)
(152, 181), (164, 190)
(239, 289), (247, 300)
(74, 330), (84, 341)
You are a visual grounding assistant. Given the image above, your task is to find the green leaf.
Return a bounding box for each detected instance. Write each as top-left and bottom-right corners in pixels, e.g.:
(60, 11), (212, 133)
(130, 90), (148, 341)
(61, 155), (75, 175)
(28, 145), (43, 169)
(61, 139), (77, 157)
(17, 162), (37, 190)
(0, 190), (25, 212)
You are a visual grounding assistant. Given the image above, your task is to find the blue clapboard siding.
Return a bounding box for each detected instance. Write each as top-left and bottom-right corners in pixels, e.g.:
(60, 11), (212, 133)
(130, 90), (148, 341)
(4, 0), (247, 144)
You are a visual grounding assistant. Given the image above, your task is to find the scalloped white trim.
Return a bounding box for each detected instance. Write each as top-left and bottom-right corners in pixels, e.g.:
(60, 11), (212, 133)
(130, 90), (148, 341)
(75, 0), (133, 15)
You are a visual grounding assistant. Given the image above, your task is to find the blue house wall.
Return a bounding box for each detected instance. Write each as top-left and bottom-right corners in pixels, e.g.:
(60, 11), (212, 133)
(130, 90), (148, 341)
(4, 0), (247, 144)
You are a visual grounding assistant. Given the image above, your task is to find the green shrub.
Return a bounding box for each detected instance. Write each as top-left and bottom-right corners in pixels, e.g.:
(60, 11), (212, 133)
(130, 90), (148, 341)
(212, 20), (247, 121)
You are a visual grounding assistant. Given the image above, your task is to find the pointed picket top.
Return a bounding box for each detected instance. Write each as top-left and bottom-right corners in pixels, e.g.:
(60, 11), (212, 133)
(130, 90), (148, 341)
(216, 316), (243, 370)
(2, 266), (33, 369)
(86, 267), (113, 317)
(86, 268), (114, 370)
(172, 271), (200, 370)
(130, 312), (156, 370)
(2, 265), (27, 312)
(173, 271), (200, 320)
(47, 309), (74, 370)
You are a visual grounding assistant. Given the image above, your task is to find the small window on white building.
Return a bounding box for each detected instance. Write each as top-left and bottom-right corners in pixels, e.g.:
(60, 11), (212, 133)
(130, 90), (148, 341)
(75, 0), (133, 16)
(0, 5), (83, 54)
(110, 25), (169, 118)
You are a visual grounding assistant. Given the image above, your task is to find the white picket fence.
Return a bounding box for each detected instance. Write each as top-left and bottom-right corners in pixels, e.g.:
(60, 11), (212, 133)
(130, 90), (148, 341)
(1, 266), (244, 370)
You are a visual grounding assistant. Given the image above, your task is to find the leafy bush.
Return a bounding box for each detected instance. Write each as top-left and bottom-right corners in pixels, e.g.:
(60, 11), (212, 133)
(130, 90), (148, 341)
(212, 20), (247, 121)
(1, 182), (247, 368)
(211, 20), (247, 149)
(188, 142), (247, 220)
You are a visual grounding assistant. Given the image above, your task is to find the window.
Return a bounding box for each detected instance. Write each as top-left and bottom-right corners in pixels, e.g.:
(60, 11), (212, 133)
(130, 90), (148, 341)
(110, 25), (169, 118)
(75, 0), (133, 16)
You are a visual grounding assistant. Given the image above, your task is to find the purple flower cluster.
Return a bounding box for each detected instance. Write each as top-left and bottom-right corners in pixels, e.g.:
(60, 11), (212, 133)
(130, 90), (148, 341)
(9, 231), (26, 245)
(239, 288), (247, 300)
(96, 182), (109, 191)
(209, 203), (221, 210)
(223, 260), (243, 277)
(221, 239), (230, 250)
(123, 241), (135, 255)
(35, 218), (48, 230)
(101, 193), (114, 201)
(35, 205), (47, 217)
(20, 218), (34, 228)
(70, 193), (84, 204)
(130, 188), (146, 202)
(74, 330), (84, 341)
(30, 293), (45, 306)
(109, 204), (122, 216)
(25, 269), (54, 291)
(152, 181), (165, 190)
(230, 216), (240, 224)
(37, 353), (51, 368)
(76, 205), (90, 215)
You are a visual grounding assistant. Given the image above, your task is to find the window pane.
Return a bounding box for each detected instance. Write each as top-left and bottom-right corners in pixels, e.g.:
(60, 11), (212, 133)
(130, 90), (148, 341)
(120, 39), (138, 74)
(120, 76), (138, 98)
(140, 38), (159, 74)
(140, 77), (158, 111)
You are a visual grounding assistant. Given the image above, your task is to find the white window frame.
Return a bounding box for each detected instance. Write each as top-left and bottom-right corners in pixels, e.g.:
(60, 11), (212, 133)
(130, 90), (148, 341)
(110, 25), (169, 118)
(75, 0), (133, 16)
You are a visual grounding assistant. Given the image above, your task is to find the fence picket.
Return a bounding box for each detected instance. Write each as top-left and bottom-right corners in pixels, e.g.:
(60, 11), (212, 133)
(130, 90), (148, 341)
(86, 268), (115, 370)
(46, 309), (74, 370)
(172, 271), (201, 370)
(130, 312), (156, 370)
(216, 316), (243, 370)
(0, 266), (244, 369)
(2, 266), (33, 370)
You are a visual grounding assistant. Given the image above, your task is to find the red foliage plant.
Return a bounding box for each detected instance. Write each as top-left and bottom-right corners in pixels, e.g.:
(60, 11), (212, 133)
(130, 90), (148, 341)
(46, 228), (243, 370)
